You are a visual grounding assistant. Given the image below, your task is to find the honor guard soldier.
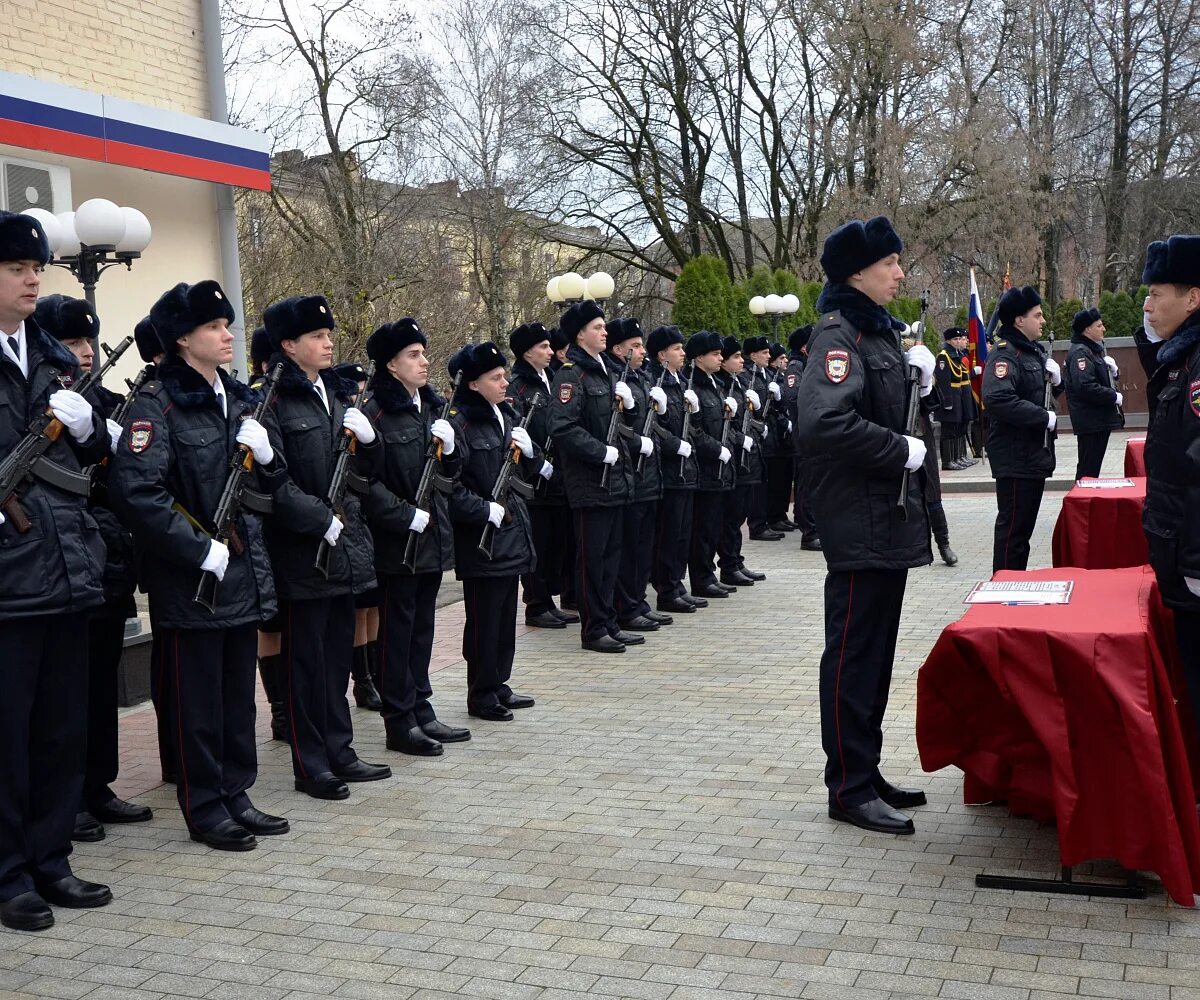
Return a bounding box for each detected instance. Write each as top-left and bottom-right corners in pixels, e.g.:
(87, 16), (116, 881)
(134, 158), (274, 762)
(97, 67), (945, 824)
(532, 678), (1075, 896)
(359, 319), (471, 754)
(645, 325), (701, 613)
(716, 337), (766, 588)
(33, 296), (154, 844)
(110, 279), (289, 852)
(685, 330), (736, 599)
(0, 213), (113, 931)
(982, 285), (1064, 572)
(550, 301), (643, 653)
(548, 326), (570, 373)
(782, 325), (821, 549)
(447, 343), (540, 717)
(259, 296), (390, 800)
(742, 336), (784, 541)
(795, 215), (935, 836)
(933, 327), (978, 471)
(508, 322), (576, 629)
(1064, 307), (1124, 480)
(762, 341), (795, 533)
(249, 325), (272, 379)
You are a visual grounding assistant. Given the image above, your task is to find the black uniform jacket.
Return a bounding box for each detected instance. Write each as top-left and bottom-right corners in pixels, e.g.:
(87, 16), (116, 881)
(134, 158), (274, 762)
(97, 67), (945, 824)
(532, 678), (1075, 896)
(611, 355), (662, 504)
(1064, 334), (1123, 435)
(260, 357), (377, 601)
(361, 376), (460, 577)
(109, 356), (282, 630)
(507, 359), (565, 507)
(85, 381), (136, 614)
(446, 388), (538, 579)
(647, 362), (697, 490)
(1143, 314), (1200, 612)
(717, 370), (760, 486)
(756, 365), (791, 458)
(981, 326), (1064, 480)
(933, 346), (977, 425)
(794, 283), (933, 572)
(0, 316), (107, 622)
(783, 352), (807, 453)
(548, 344), (633, 508)
(689, 366), (735, 492)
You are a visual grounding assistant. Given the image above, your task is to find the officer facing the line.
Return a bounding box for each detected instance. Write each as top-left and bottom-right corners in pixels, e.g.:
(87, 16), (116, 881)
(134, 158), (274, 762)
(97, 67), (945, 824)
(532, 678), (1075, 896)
(1063, 307), (1124, 481)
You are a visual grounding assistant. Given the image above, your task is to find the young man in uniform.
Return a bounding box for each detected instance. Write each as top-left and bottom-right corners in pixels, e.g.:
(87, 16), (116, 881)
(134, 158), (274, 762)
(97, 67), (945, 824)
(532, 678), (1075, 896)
(743, 336), (784, 542)
(782, 325), (821, 549)
(1064, 307), (1123, 480)
(762, 341), (795, 533)
(716, 337), (764, 587)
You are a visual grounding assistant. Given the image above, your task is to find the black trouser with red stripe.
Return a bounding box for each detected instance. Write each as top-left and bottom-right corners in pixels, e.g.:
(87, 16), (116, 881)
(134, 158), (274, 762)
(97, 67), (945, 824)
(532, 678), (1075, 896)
(992, 477), (1046, 573)
(84, 612), (126, 808)
(616, 500), (657, 622)
(820, 569), (908, 809)
(574, 506), (623, 642)
(462, 576), (518, 710)
(378, 571), (440, 739)
(653, 489), (694, 602)
(689, 490), (724, 591)
(279, 594), (357, 781)
(523, 504), (570, 616)
(149, 629), (178, 782)
(157, 624), (258, 832)
(718, 483), (750, 571)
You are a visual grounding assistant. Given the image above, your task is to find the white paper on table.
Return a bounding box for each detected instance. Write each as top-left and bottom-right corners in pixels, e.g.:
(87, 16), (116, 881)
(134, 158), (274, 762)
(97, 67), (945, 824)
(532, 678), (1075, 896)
(965, 580), (1075, 605)
(1076, 478), (1134, 489)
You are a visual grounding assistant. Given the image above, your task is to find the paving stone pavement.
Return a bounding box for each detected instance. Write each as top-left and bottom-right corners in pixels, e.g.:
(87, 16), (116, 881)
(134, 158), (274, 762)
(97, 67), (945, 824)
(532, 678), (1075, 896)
(5, 456), (1199, 1000)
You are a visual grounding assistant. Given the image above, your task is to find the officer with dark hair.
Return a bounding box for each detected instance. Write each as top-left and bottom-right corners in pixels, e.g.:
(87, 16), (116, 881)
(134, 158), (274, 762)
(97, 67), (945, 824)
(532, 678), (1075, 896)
(782, 325), (821, 549)
(686, 330), (735, 599)
(1064, 307), (1123, 480)
(716, 337), (765, 587)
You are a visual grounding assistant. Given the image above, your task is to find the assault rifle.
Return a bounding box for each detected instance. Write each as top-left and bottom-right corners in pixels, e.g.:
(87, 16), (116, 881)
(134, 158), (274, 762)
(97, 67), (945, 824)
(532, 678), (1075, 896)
(679, 367), (695, 478)
(401, 399), (457, 574)
(599, 358), (631, 489)
(86, 361), (157, 496)
(1043, 332), (1056, 449)
(636, 368), (666, 475)
(896, 291), (929, 520)
(478, 393), (540, 560)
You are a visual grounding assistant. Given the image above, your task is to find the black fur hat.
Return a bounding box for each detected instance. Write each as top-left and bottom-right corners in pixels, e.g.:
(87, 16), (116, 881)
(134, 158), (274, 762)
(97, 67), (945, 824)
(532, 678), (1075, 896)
(788, 324), (813, 354)
(942, 326), (969, 341)
(742, 335), (769, 355)
(1142, 236), (1200, 286)
(819, 216), (903, 283)
(458, 341), (507, 383)
(1072, 308), (1103, 335)
(685, 330), (723, 359)
(263, 294), (335, 349)
(720, 335), (741, 360)
(149, 280), (236, 355)
(366, 317), (426, 366)
(646, 325), (684, 358)
(332, 361), (368, 383)
(606, 317), (643, 346)
(134, 316), (161, 363)
(996, 285), (1042, 326)
(561, 300), (605, 339)
(769, 342), (787, 362)
(509, 322), (550, 359)
(0, 211), (50, 265)
(548, 326), (569, 352)
(249, 325), (272, 366)
(33, 293), (98, 342)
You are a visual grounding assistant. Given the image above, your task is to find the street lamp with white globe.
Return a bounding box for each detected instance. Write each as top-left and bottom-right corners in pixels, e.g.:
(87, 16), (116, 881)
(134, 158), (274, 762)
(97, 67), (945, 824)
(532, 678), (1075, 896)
(547, 269), (616, 309)
(749, 289), (800, 338)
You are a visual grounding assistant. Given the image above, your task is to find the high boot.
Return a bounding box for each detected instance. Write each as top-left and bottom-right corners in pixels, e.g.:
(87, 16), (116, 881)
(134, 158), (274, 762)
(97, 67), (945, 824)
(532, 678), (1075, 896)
(258, 654), (290, 742)
(352, 643), (382, 711)
(940, 436), (957, 471)
(928, 505), (958, 566)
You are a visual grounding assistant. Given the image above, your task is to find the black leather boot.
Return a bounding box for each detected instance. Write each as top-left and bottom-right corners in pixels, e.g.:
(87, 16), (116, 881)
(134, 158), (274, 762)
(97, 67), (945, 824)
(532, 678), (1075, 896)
(928, 505), (958, 566)
(351, 644), (382, 711)
(258, 654), (290, 742)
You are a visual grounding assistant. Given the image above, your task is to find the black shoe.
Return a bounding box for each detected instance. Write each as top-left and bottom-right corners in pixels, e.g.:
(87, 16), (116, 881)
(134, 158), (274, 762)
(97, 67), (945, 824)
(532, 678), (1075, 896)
(525, 610), (566, 629)
(233, 807), (290, 836)
(645, 610), (673, 625)
(800, 536), (823, 551)
(941, 462), (957, 472)
(552, 608), (580, 624)
(749, 530), (784, 541)
(656, 598), (694, 614)
(740, 568), (766, 581)
(422, 719), (472, 743)
(560, 600), (578, 611)
(769, 520), (796, 532)
(189, 818), (258, 851)
(692, 585), (729, 599)
(828, 797), (914, 835)
(500, 692), (535, 710)
(612, 630), (646, 646)
(294, 773), (350, 800)
(937, 541), (958, 567)
(685, 595), (708, 608)
(720, 571), (754, 587)
(161, 770), (178, 785)
(270, 702), (290, 742)
(958, 457), (978, 469)
(618, 615), (660, 632)
(335, 759), (392, 782)
(874, 780), (928, 810)
(715, 581), (737, 593)
(388, 726), (445, 756)
(469, 704), (515, 721)
(90, 797), (152, 825)
(72, 811), (104, 843)
(583, 635), (626, 653)
(0, 891), (53, 931)
(352, 677), (382, 712)
(35, 875), (112, 909)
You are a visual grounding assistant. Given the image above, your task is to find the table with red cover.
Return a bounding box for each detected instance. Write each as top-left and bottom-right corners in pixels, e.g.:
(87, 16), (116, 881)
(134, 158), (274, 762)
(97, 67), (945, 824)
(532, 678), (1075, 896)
(1125, 436), (1147, 477)
(917, 566), (1200, 905)
(1050, 477), (1148, 569)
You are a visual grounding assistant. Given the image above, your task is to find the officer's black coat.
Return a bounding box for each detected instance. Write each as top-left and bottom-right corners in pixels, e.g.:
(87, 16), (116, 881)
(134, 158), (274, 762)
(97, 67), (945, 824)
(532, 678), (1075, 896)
(981, 326), (1064, 480)
(933, 346), (977, 425)
(689, 366), (735, 492)
(84, 381), (136, 614)
(507, 359), (565, 506)
(718, 370), (761, 485)
(548, 343), (633, 508)
(756, 365), (791, 458)
(446, 388), (538, 579)
(0, 316), (107, 622)
(783, 352), (807, 453)
(611, 355), (662, 504)
(1143, 313), (1200, 613)
(109, 355), (282, 630)
(1064, 334), (1123, 435)
(360, 376), (459, 577)
(647, 361), (697, 490)
(794, 283), (933, 572)
(259, 356), (377, 600)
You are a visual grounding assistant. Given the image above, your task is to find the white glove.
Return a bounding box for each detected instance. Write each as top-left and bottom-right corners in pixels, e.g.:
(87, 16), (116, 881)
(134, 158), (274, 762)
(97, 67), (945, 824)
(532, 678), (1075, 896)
(236, 417), (274, 465)
(676, 440), (693, 459)
(742, 436), (755, 453)
(903, 435), (927, 471)
(539, 461), (554, 480)
(0, 510), (5, 526)
(973, 365), (982, 376)
(768, 381), (781, 400)
(487, 501), (505, 527)
(906, 344), (936, 389)
(614, 381), (635, 410)
(200, 539), (230, 581)
(787, 420), (793, 434)
(49, 389), (95, 443)
(724, 396), (738, 416)
(718, 446), (732, 464)
(684, 389), (699, 413)
(342, 407), (375, 445)
(1104, 356), (1119, 377)
(762, 424), (769, 438)
(323, 515), (343, 546)
(603, 445), (619, 465)
(639, 435), (653, 457)
(1046, 410), (1057, 431)
(106, 418), (122, 453)
(408, 508), (429, 534)
(1187, 578), (1200, 599)
(1145, 314), (1163, 343)
(649, 386), (668, 414)
(510, 426), (534, 458)
(1115, 392), (1124, 407)
(431, 417), (455, 455)
(1045, 357), (1061, 386)
(746, 389), (761, 411)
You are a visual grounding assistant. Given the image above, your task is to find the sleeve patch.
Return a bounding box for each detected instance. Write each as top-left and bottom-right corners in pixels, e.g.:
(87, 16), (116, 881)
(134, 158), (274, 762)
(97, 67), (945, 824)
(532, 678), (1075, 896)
(1077, 357), (1087, 371)
(994, 361), (1008, 378)
(1191, 379), (1200, 417)
(787, 373), (797, 388)
(128, 420), (153, 453)
(825, 349), (850, 384)
(558, 382), (574, 404)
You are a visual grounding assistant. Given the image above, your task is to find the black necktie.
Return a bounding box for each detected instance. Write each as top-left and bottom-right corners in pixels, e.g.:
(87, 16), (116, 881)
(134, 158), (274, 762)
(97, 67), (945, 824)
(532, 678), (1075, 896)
(6, 335), (17, 361)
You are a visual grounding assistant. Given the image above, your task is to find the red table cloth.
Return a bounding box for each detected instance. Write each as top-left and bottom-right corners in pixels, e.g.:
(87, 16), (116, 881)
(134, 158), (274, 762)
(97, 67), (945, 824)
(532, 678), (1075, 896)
(1051, 477), (1148, 569)
(1125, 436), (1147, 477)
(917, 566), (1200, 905)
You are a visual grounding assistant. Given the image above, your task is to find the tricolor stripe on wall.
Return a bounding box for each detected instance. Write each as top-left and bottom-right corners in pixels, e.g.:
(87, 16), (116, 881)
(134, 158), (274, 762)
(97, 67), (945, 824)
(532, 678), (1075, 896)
(0, 71), (270, 191)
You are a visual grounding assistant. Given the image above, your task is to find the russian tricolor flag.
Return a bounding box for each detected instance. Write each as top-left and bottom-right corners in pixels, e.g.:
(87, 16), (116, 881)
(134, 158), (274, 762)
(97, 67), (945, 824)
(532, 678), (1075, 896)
(968, 267), (987, 403)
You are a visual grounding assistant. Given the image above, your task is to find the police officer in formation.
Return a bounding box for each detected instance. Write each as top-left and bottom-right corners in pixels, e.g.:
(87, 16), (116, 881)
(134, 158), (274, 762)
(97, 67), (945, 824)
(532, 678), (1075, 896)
(716, 337), (767, 587)
(782, 325), (822, 550)
(742, 335), (784, 542)
(1063, 307), (1124, 481)
(761, 341), (796, 534)
(933, 327), (979, 471)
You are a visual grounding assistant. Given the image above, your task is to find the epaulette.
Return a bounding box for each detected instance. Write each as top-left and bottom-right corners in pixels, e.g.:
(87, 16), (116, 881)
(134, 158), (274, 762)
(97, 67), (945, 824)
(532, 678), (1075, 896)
(448, 407), (458, 417)
(994, 340), (1007, 349)
(562, 362), (574, 368)
(139, 379), (165, 396)
(249, 378), (266, 391)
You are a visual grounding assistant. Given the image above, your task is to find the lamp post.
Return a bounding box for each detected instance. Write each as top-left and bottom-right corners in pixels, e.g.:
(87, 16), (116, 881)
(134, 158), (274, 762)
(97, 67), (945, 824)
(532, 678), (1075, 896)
(547, 270), (616, 310)
(748, 292), (800, 338)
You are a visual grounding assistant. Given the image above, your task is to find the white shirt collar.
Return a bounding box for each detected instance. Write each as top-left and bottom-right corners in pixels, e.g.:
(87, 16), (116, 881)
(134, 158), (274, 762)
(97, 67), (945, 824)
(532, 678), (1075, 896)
(211, 373), (227, 417)
(490, 402), (506, 432)
(2, 320), (27, 378)
(313, 375), (330, 413)
(413, 391), (421, 413)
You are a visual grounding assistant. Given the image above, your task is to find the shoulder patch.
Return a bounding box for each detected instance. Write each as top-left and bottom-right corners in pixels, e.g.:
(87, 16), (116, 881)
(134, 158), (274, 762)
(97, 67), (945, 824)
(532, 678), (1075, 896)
(787, 373), (797, 388)
(994, 360), (1009, 378)
(1191, 379), (1200, 418)
(825, 349), (850, 384)
(1076, 356), (1087, 371)
(128, 420), (153, 453)
(558, 382), (575, 404)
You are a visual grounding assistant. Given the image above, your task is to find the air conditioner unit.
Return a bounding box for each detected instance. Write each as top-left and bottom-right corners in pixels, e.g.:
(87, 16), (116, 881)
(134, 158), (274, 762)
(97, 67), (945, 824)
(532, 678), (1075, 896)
(0, 157), (71, 215)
